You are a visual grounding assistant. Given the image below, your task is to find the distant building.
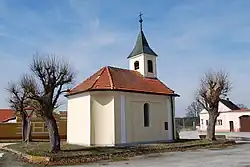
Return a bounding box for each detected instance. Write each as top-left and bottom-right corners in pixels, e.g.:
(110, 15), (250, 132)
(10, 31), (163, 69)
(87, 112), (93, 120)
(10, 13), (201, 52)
(0, 108), (67, 139)
(199, 98), (250, 132)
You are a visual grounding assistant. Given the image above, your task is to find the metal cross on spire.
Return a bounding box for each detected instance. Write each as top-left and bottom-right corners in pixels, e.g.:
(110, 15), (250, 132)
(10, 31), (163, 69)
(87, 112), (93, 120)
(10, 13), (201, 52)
(139, 12), (143, 31)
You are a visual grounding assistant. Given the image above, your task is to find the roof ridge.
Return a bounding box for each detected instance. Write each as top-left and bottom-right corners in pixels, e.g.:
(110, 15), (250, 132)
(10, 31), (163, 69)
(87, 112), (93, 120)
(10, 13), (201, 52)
(108, 66), (128, 71)
(219, 98), (240, 110)
(90, 67), (106, 90)
(107, 67), (115, 89)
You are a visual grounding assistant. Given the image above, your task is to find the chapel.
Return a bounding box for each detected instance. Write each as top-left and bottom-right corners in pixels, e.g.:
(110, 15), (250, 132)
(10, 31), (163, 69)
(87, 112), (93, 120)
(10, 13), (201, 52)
(66, 14), (179, 146)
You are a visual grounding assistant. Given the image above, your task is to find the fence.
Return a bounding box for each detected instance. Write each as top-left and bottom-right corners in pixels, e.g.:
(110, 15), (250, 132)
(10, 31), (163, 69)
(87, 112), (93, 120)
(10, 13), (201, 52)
(0, 123), (18, 139)
(0, 120), (67, 140)
(175, 117), (199, 131)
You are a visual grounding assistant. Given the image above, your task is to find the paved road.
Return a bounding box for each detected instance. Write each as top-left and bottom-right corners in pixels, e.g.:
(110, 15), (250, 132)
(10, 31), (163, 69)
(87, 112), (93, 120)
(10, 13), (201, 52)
(1, 144), (250, 167)
(179, 130), (250, 140)
(0, 150), (37, 167)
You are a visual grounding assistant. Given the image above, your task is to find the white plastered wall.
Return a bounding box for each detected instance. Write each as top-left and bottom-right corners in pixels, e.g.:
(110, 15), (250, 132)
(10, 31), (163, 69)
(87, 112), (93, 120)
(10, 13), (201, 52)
(67, 93), (91, 145)
(128, 53), (157, 78)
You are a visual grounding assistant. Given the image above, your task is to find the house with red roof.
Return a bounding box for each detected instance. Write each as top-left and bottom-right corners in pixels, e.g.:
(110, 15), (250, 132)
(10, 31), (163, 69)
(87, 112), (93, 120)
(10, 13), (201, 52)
(0, 108), (67, 139)
(66, 15), (179, 146)
(0, 109), (16, 123)
(199, 98), (250, 132)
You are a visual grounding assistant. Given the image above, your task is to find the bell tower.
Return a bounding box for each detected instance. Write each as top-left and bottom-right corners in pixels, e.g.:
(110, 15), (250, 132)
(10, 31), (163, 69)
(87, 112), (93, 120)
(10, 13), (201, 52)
(127, 13), (158, 78)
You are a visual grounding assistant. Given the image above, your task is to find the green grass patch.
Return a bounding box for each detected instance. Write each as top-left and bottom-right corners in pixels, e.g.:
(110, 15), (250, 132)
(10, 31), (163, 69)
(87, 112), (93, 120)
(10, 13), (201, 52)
(5, 139), (234, 159)
(3, 139), (237, 167)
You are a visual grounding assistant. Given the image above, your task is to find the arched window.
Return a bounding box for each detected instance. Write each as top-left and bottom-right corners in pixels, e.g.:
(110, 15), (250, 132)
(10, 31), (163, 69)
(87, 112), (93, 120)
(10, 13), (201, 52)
(147, 60), (153, 73)
(144, 103), (149, 127)
(134, 61), (139, 70)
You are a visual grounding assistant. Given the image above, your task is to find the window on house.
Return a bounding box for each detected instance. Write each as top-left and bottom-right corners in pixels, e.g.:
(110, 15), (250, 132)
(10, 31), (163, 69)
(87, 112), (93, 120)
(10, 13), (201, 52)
(144, 103), (150, 127)
(206, 120), (208, 125)
(134, 61), (139, 70)
(164, 122), (168, 130)
(147, 60), (153, 73)
(217, 119), (222, 125)
(201, 119), (203, 125)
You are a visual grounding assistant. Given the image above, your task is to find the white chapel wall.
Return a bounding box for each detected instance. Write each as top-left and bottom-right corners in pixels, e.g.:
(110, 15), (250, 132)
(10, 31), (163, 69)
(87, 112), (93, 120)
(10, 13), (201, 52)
(67, 93), (91, 145)
(90, 92), (115, 146)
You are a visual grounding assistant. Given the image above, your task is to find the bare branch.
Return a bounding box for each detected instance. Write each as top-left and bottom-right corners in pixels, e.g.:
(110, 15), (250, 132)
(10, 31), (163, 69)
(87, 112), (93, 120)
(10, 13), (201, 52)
(20, 75), (42, 101)
(185, 101), (203, 117)
(196, 70), (231, 112)
(5, 81), (29, 116)
(24, 54), (75, 114)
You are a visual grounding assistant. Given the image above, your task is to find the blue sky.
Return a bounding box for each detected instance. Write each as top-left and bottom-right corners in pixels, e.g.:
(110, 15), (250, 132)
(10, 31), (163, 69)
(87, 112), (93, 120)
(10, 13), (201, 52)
(1, 0), (250, 116)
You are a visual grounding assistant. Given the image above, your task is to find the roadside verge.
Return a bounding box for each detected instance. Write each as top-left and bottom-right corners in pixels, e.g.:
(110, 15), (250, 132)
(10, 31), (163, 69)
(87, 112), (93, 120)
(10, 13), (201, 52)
(0, 139), (237, 166)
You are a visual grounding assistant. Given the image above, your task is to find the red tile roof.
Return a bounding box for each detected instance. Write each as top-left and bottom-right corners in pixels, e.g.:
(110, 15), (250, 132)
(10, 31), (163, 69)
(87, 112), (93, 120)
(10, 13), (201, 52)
(0, 109), (15, 122)
(67, 66), (179, 96)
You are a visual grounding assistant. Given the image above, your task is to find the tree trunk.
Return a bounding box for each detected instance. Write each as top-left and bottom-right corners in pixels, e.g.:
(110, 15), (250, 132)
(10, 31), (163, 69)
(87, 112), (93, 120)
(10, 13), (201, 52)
(22, 115), (32, 143)
(24, 117), (32, 143)
(206, 111), (219, 140)
(44, 116), (61, 152)
(21, 115), (26, 142)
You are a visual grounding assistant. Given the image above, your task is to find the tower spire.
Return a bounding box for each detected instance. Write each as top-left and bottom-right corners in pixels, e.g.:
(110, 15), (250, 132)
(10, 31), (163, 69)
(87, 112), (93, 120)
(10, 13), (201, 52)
(139, 12), (143, 31)
(127, 13), (158, 59)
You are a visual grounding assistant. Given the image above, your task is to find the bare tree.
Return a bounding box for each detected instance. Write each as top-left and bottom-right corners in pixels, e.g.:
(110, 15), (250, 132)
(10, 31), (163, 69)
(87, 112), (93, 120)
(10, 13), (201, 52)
(6, 81), (32, 142)
(236, 104), (248, 109)
(196, 70), (231, 140)
(185, 101), (203, 118)
(21, 55), (74, 152)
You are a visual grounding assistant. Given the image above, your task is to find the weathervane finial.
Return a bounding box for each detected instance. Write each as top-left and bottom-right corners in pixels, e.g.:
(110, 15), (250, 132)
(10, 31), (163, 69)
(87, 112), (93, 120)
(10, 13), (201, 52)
(139, 12), (143, 31)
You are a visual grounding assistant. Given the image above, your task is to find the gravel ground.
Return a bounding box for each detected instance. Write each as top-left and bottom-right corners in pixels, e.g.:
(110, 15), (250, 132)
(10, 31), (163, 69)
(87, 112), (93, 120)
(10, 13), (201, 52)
(1, 144), (250, 167)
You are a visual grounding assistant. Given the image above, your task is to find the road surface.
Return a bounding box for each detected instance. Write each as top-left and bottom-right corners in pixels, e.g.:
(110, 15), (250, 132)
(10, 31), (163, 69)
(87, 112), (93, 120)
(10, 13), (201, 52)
(1, 144), (250, 167)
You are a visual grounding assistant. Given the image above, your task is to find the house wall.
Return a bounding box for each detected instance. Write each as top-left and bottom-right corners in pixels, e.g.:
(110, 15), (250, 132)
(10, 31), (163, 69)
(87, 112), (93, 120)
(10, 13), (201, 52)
(59, 119), (67, 139)
(0, 113), (67, 140)
(200, 101), (231, 114)
(90, 93), (115, 146)
(67, 93), (91, 145)
(3, 119), (17, 123)
(0, 123), (18, 139)
(123, 92), (172, 144)
(200, 111), (250, 132)
(218, 102), (231, 112)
